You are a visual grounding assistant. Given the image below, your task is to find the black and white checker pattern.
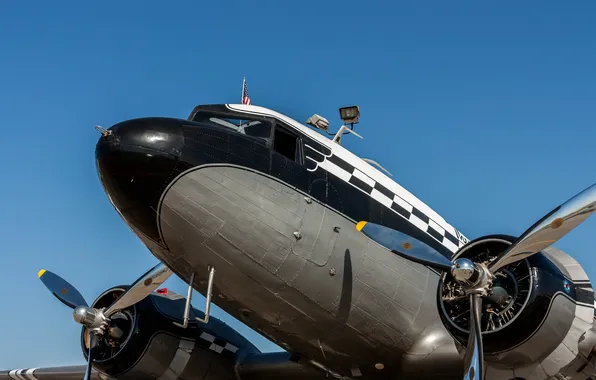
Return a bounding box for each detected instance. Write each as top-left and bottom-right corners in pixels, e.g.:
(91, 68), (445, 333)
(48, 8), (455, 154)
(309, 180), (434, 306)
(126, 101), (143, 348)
(322, 153), (469, 253)
(224, 103), (470, 253)
(198, 331), (239, 356)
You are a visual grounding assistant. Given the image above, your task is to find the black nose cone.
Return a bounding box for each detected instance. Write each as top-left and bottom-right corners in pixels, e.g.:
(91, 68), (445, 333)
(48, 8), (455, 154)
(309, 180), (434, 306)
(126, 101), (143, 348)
(95, 117), (185, 243)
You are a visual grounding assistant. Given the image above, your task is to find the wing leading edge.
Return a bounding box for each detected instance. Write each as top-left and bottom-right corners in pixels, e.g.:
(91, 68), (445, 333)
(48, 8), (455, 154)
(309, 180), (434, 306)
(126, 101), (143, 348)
(0, 366), (102, 380)
(1, 352), (336, 380)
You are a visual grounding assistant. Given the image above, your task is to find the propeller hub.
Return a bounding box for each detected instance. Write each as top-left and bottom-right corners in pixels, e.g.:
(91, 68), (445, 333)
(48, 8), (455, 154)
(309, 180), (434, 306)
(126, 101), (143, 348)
(73, 306), (95, 325)
(451, 258), (477, 284)
(73, 306), (109, 332)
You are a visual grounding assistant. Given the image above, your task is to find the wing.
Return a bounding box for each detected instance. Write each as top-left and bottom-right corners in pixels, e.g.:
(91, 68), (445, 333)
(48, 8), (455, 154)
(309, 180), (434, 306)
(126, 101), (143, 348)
(0, 366), (99, 379)
(1, 353), (330, 380)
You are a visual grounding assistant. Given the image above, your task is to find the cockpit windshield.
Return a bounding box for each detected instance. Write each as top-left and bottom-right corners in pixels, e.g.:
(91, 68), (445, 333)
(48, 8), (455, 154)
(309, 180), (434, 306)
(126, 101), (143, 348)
(191, 111), (272, 141)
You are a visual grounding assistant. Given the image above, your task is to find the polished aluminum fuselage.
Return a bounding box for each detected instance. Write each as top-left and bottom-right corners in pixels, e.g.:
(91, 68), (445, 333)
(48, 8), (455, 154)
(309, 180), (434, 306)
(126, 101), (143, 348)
(151, 164), (463, 379)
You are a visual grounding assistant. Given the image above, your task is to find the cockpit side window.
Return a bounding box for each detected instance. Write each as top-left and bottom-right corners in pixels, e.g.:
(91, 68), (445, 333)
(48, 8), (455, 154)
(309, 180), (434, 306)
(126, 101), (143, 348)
(272, 121), (303, 164)
(191, 111), (273, 141)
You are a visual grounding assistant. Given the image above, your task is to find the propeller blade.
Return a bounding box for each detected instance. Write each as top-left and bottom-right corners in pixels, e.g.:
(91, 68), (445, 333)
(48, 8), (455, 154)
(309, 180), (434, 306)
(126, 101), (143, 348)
(84, 332), (98, 380)
(356, 221), (454, 272)
(38, 269), (88, 309)
(488, 182), (596, 273)
(463, 294), (483, 380)
(104, 262), (173, 317)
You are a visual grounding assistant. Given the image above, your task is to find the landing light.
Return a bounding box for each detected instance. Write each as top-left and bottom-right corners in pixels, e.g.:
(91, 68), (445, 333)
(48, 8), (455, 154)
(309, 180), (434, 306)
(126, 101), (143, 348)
(339, 106), (360, 125)
(305, 114), (329, 131)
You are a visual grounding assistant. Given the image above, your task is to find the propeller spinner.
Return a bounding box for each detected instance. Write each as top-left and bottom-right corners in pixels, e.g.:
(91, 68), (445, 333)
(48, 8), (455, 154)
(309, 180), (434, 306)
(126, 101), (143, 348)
(38, 262), (173, 380)
(356, 182), (596, 380)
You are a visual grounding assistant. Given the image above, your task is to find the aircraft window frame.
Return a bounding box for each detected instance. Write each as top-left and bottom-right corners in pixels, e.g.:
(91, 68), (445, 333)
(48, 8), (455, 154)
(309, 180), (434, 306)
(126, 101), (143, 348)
(190, 111), (274, 142)
(189, 110), (305, 163)
(272, 120), (304, 165)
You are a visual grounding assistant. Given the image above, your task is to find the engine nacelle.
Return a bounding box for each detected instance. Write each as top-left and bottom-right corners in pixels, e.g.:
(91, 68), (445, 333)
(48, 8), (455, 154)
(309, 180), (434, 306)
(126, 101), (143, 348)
(437, 235), (595, 370)
(79, 286), (259, 379)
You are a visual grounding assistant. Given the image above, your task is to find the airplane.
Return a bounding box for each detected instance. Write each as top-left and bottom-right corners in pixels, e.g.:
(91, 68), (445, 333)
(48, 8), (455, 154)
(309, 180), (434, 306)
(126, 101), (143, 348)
(2, 102), (596, 380)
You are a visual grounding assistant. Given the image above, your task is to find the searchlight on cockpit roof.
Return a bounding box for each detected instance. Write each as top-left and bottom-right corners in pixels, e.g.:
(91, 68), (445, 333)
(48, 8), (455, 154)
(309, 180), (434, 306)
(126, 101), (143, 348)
(305, 104), (390, 176)
(305, 105), (363, 146)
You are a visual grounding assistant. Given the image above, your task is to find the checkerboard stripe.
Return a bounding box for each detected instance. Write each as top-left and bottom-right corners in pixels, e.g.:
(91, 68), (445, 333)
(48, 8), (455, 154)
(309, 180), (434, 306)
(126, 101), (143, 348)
(198, 332), (239, 356)
(320, 153), (469, 253)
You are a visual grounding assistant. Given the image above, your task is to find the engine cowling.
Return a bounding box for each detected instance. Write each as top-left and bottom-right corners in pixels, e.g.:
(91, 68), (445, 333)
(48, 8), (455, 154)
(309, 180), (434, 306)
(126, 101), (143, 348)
(79, 286), (259, 379)
(437, 234), (595, 370)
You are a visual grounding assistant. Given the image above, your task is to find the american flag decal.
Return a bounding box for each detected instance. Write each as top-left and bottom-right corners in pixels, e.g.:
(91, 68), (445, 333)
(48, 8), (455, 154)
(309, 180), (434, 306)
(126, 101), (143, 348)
(242, 77), (251, 105)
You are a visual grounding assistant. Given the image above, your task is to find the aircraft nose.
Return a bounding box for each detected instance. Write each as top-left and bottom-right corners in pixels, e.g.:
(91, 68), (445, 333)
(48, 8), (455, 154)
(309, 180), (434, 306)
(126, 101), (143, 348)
(95, 117), (185, 243)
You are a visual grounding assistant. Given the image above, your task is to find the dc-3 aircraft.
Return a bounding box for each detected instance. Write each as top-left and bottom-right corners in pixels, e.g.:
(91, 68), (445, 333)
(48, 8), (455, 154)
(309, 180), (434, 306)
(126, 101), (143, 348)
(3, 102), (596, 380)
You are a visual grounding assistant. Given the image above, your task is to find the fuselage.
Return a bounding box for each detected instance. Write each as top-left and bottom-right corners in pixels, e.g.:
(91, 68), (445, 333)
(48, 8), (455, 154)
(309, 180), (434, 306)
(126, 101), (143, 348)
(94, 104), (474, 379)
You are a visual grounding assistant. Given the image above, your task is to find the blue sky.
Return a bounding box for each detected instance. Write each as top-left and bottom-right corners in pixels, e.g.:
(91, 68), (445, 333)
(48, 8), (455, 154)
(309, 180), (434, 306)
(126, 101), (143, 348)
(1, 0), (595, 369)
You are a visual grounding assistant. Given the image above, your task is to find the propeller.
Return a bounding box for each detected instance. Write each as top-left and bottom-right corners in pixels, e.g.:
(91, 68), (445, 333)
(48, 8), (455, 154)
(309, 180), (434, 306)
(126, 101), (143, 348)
(355, 182), (596, 380)
(38, 262), (173, 380)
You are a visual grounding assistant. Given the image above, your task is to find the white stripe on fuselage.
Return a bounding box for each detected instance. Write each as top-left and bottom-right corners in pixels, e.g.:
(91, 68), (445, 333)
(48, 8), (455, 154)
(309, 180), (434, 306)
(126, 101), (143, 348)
(225, 104), (469, 249)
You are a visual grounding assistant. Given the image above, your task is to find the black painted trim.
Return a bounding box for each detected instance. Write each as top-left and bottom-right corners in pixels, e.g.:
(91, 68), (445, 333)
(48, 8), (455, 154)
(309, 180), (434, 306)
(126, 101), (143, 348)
(412, 208), (429, 223)
(328, 154), (355, 174)
(201, 105), (469, 251)
(427, 226), (444, 242)
(391, 202), (411, 219)
(99, 111), (464, 262)
(576, 286), (594, 305)
(349, 175), (373, 194)
(444, 231), (459, 246)
(374, 182), (394, 199)
(305, 145), (325, 162)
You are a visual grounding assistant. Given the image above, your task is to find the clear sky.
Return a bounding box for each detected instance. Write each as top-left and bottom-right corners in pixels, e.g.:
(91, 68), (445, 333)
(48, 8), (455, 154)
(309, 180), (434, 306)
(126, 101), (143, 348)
(1, 0), (595, 369)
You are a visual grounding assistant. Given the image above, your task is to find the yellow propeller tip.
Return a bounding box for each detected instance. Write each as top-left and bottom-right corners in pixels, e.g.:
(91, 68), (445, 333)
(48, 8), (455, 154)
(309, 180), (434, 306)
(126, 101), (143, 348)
(38, 269), (46, 278)
(356, 221), (367, 232)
